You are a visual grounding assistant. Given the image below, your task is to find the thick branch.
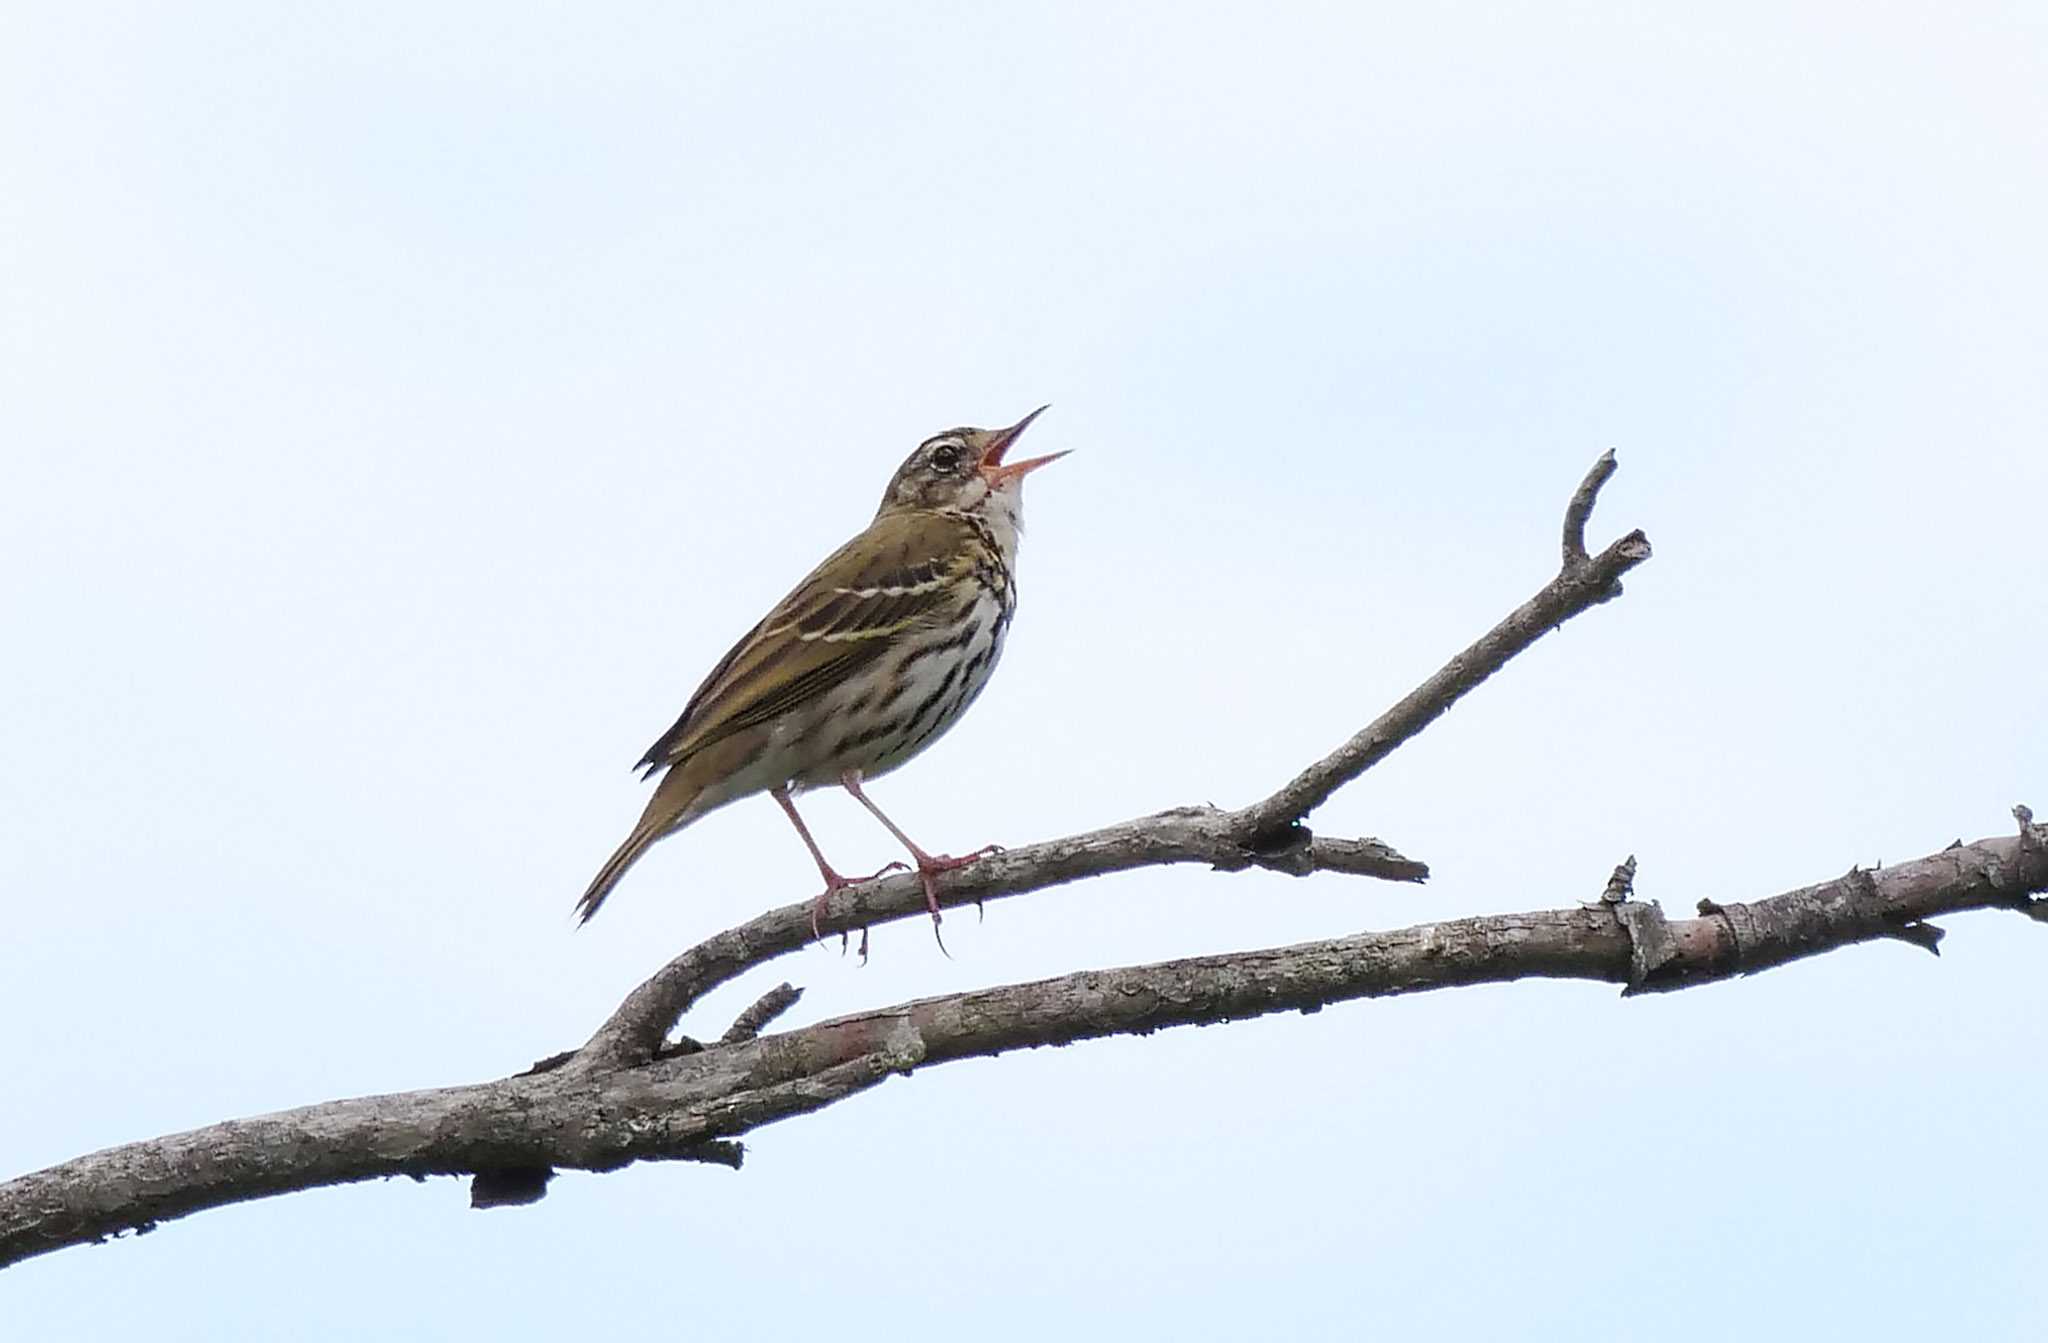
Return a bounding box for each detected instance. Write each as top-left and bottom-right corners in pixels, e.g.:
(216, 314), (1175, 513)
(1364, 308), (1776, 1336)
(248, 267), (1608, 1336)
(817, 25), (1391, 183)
(7, 821), (2039, 1270)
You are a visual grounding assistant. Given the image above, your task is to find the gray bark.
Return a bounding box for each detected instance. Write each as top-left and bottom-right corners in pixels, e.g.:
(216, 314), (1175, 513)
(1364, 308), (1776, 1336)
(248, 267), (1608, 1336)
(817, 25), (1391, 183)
(7, 454), (2036, 1271)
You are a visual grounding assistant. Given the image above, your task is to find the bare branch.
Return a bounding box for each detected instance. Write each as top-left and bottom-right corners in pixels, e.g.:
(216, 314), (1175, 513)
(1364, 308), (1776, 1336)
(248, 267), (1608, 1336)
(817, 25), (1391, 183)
(0, 453), (1680, 1266)
(722, 983), (804, 1045)
(577, 453), (1647, 1068)
(1233, 453), (1648, 837)
(7, 820), (2040, 1270)
(1561, 449), (1618, 569)
(577, 816), (1426, 1070)
(470, 982), (800, 1210)
(3, 432), (2033, 1273)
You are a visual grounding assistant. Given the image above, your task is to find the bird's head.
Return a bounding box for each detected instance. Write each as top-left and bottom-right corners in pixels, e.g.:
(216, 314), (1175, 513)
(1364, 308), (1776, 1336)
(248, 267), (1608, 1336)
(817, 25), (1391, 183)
(876, 406), (1066, 520)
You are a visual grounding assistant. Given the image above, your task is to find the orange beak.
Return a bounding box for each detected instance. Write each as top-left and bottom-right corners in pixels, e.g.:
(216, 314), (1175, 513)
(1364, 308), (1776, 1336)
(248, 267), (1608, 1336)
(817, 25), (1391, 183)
(979, 405), (1068, 486)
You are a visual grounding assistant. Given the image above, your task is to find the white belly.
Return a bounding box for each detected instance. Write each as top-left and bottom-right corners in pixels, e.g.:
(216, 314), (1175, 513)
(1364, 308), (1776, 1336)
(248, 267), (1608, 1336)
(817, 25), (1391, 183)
(782, 587), (1011, 788)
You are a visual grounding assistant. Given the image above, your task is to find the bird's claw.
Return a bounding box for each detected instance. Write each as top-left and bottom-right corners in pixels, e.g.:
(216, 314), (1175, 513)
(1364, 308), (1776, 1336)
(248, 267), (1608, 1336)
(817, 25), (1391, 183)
(808, 860), (914, 944)
(910, 844), (1002, 927)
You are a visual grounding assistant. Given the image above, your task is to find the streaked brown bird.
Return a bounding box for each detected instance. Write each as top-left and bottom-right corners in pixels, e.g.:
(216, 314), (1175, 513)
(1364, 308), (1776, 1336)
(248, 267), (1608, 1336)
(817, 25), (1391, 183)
(574, 407), (1066, 936)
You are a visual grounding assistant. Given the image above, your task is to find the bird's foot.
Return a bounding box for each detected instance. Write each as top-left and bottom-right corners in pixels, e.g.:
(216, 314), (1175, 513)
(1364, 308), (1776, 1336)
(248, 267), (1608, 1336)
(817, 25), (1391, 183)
(914, 844), (1003, 923)
(906, 844), (1003, 938)
(808, 861), (909, 945)
(920, 843), (1004, 872)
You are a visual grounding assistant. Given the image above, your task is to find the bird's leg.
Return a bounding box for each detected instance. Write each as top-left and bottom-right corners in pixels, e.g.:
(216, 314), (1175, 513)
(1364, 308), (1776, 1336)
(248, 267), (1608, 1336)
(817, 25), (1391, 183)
(772, 786), (903, 946)
(839, 771), (1001, 934)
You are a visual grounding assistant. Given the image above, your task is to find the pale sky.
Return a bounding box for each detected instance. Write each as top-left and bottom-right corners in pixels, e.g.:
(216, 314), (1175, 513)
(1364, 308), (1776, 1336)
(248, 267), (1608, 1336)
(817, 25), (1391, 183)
(5, 3), (2046, 1338)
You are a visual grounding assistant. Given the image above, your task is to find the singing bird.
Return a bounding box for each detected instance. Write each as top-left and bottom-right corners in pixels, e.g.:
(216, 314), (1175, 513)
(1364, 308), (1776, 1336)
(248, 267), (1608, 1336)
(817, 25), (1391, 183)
(574, 407), (1067, 934)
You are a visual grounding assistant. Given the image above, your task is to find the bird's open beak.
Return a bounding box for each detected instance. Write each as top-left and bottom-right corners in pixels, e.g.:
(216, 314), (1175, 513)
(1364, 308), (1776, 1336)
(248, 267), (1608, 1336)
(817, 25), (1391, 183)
(979, 405), (1068, 486)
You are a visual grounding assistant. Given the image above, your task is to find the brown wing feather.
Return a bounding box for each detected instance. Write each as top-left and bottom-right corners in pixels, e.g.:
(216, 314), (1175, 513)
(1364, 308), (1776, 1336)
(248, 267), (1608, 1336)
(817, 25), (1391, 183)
(635, 510), (974, 776)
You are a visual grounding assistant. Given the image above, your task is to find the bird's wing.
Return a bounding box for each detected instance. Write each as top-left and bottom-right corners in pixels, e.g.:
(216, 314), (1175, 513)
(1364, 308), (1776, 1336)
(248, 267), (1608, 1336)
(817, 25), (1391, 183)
(635, 510), (976, 775)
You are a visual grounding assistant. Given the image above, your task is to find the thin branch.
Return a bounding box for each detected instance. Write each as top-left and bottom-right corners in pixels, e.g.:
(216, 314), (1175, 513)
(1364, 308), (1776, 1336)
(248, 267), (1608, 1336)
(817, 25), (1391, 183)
(722, 983), (804, 1045)
(1235, 460), (1649, 836)
(1561, 449), (1618, 569)
(8, 818), (2040, 1270)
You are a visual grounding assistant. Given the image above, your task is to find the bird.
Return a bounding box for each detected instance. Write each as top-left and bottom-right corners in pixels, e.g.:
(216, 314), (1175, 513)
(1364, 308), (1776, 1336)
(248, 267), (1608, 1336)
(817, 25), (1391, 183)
(573, 406), (1066, 941)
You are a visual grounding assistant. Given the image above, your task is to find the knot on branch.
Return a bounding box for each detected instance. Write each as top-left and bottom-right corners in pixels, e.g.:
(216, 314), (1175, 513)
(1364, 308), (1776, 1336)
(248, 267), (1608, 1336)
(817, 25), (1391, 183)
(1981, 804), (2048, 903)
(1613, 900), (1677, 993)
(1600, 855), (1637, 904)
(471, 1167), (553, 1209)
(1839, 865), (1945, 956)
(1228, 819), (1316, 873)
(1681, 860), (1956, 983)
(1214, 821), (1429, 882)
(2005, 804), (2048, 923)
(1590, 857), (1686, 994)
(2014, 804), (2045, 859)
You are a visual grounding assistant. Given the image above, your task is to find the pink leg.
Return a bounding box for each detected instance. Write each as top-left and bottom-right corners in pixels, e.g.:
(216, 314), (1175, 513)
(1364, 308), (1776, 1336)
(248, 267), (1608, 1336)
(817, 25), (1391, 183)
(772, 786), (904, 943)
(838, 771), (1001, 936)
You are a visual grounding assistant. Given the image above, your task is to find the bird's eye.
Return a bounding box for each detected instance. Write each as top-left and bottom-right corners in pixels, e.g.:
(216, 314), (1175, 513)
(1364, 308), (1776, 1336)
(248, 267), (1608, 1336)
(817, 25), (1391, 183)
(930, 444), (961, 471)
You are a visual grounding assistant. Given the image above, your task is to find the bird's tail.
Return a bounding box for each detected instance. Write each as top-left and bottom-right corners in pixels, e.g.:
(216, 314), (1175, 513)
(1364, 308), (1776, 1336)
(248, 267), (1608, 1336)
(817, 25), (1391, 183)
(573, 770), (707, 925)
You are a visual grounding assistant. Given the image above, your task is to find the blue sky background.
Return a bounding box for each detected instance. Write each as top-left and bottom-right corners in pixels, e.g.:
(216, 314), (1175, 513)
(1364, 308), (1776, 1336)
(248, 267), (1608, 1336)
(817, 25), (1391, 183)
(4, 3), (2045, 1337)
